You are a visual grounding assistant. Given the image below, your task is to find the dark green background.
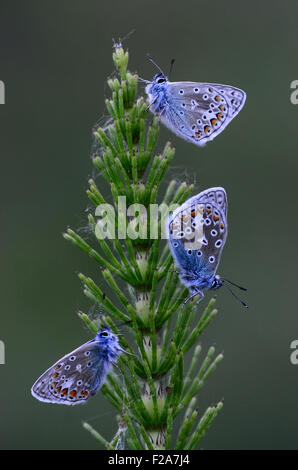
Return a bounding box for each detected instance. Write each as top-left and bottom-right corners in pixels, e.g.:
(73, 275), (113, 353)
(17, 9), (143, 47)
(1, 0), (297, 450)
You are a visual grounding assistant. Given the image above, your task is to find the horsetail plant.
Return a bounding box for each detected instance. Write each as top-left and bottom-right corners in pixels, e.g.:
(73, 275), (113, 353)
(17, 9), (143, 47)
(63, 43), (223, 450)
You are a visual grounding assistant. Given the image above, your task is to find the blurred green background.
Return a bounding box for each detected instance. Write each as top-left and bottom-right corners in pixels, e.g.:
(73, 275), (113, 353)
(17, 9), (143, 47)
(0, 0), (297, 450)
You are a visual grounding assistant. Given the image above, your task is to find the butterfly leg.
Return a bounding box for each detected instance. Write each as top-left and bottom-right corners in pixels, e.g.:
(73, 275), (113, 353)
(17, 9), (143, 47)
(159, 102), (168, 118)
(183, 288), (204, 305)
(145, 95), (158, 112)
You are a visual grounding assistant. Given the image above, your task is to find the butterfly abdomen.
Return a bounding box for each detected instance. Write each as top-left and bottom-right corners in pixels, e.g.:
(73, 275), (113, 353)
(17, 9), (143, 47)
(179, 268), (215, 290)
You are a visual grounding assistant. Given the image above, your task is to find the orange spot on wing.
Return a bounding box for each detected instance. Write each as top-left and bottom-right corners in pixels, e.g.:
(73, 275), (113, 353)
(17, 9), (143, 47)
(61, 388), (68, 395)
(56, 386), (61, 393)
(52, 373), (59, 379)
(220, 223), (224, 229)
(213, 215), (220, 222)
(70, 390), (77, 398)
(191, 210), (196, 217)
(210, 118), (217, 126)
(215, 95), (221, 102)
(204, 125), (210, 134)
(206, 209), (211, 214)
(195, 130), (202, 138)
(55, 365), (61, 370)
(217, 113), (223, 120)
(219, 104), (224, 111)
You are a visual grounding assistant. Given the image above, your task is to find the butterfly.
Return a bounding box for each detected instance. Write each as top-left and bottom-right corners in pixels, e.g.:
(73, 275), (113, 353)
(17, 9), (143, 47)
(145, 65), (246, 146)
(167, 187), (247, 307)
(31, 328), (128, 405)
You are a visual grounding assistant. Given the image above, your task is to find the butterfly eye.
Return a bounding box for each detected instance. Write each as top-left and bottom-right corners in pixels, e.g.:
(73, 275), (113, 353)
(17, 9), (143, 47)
(100, 331), (109, 337)
(157, 77), (165, 84)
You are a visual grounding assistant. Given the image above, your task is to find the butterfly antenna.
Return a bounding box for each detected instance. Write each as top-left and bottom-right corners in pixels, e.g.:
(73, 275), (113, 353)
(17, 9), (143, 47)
(222, 278), (247, 291)
(100, 293), (106, 312)
(146, 53), (164, 75)
(222, 283), (248, 308)
(169, 58), (175, 80)
(97, 293), (106, 330)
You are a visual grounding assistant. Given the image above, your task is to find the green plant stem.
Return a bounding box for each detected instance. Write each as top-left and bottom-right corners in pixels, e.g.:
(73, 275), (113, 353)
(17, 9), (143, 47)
(65, 43), (224, 450)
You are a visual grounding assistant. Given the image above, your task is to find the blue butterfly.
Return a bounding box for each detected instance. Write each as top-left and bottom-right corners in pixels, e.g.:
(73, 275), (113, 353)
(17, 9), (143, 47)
(167, 187), (247, 307)
(31, 328), (128, 405)
(145, 63), (246, 146)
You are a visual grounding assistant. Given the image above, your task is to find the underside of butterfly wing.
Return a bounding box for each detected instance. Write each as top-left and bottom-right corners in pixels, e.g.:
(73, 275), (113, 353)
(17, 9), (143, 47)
(164, 81), (246, 146)
(168, 194), (228, 289)
(31, 341), (109, 405)
(197, 186), (228, 218)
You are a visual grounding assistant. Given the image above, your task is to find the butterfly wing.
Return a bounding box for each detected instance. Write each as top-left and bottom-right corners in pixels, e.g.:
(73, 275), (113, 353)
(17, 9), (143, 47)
(31, 340), (111, 405)
(163, 81), (246, 146)
(168, 188), (228, 286)
(196, 186), (228, 218)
